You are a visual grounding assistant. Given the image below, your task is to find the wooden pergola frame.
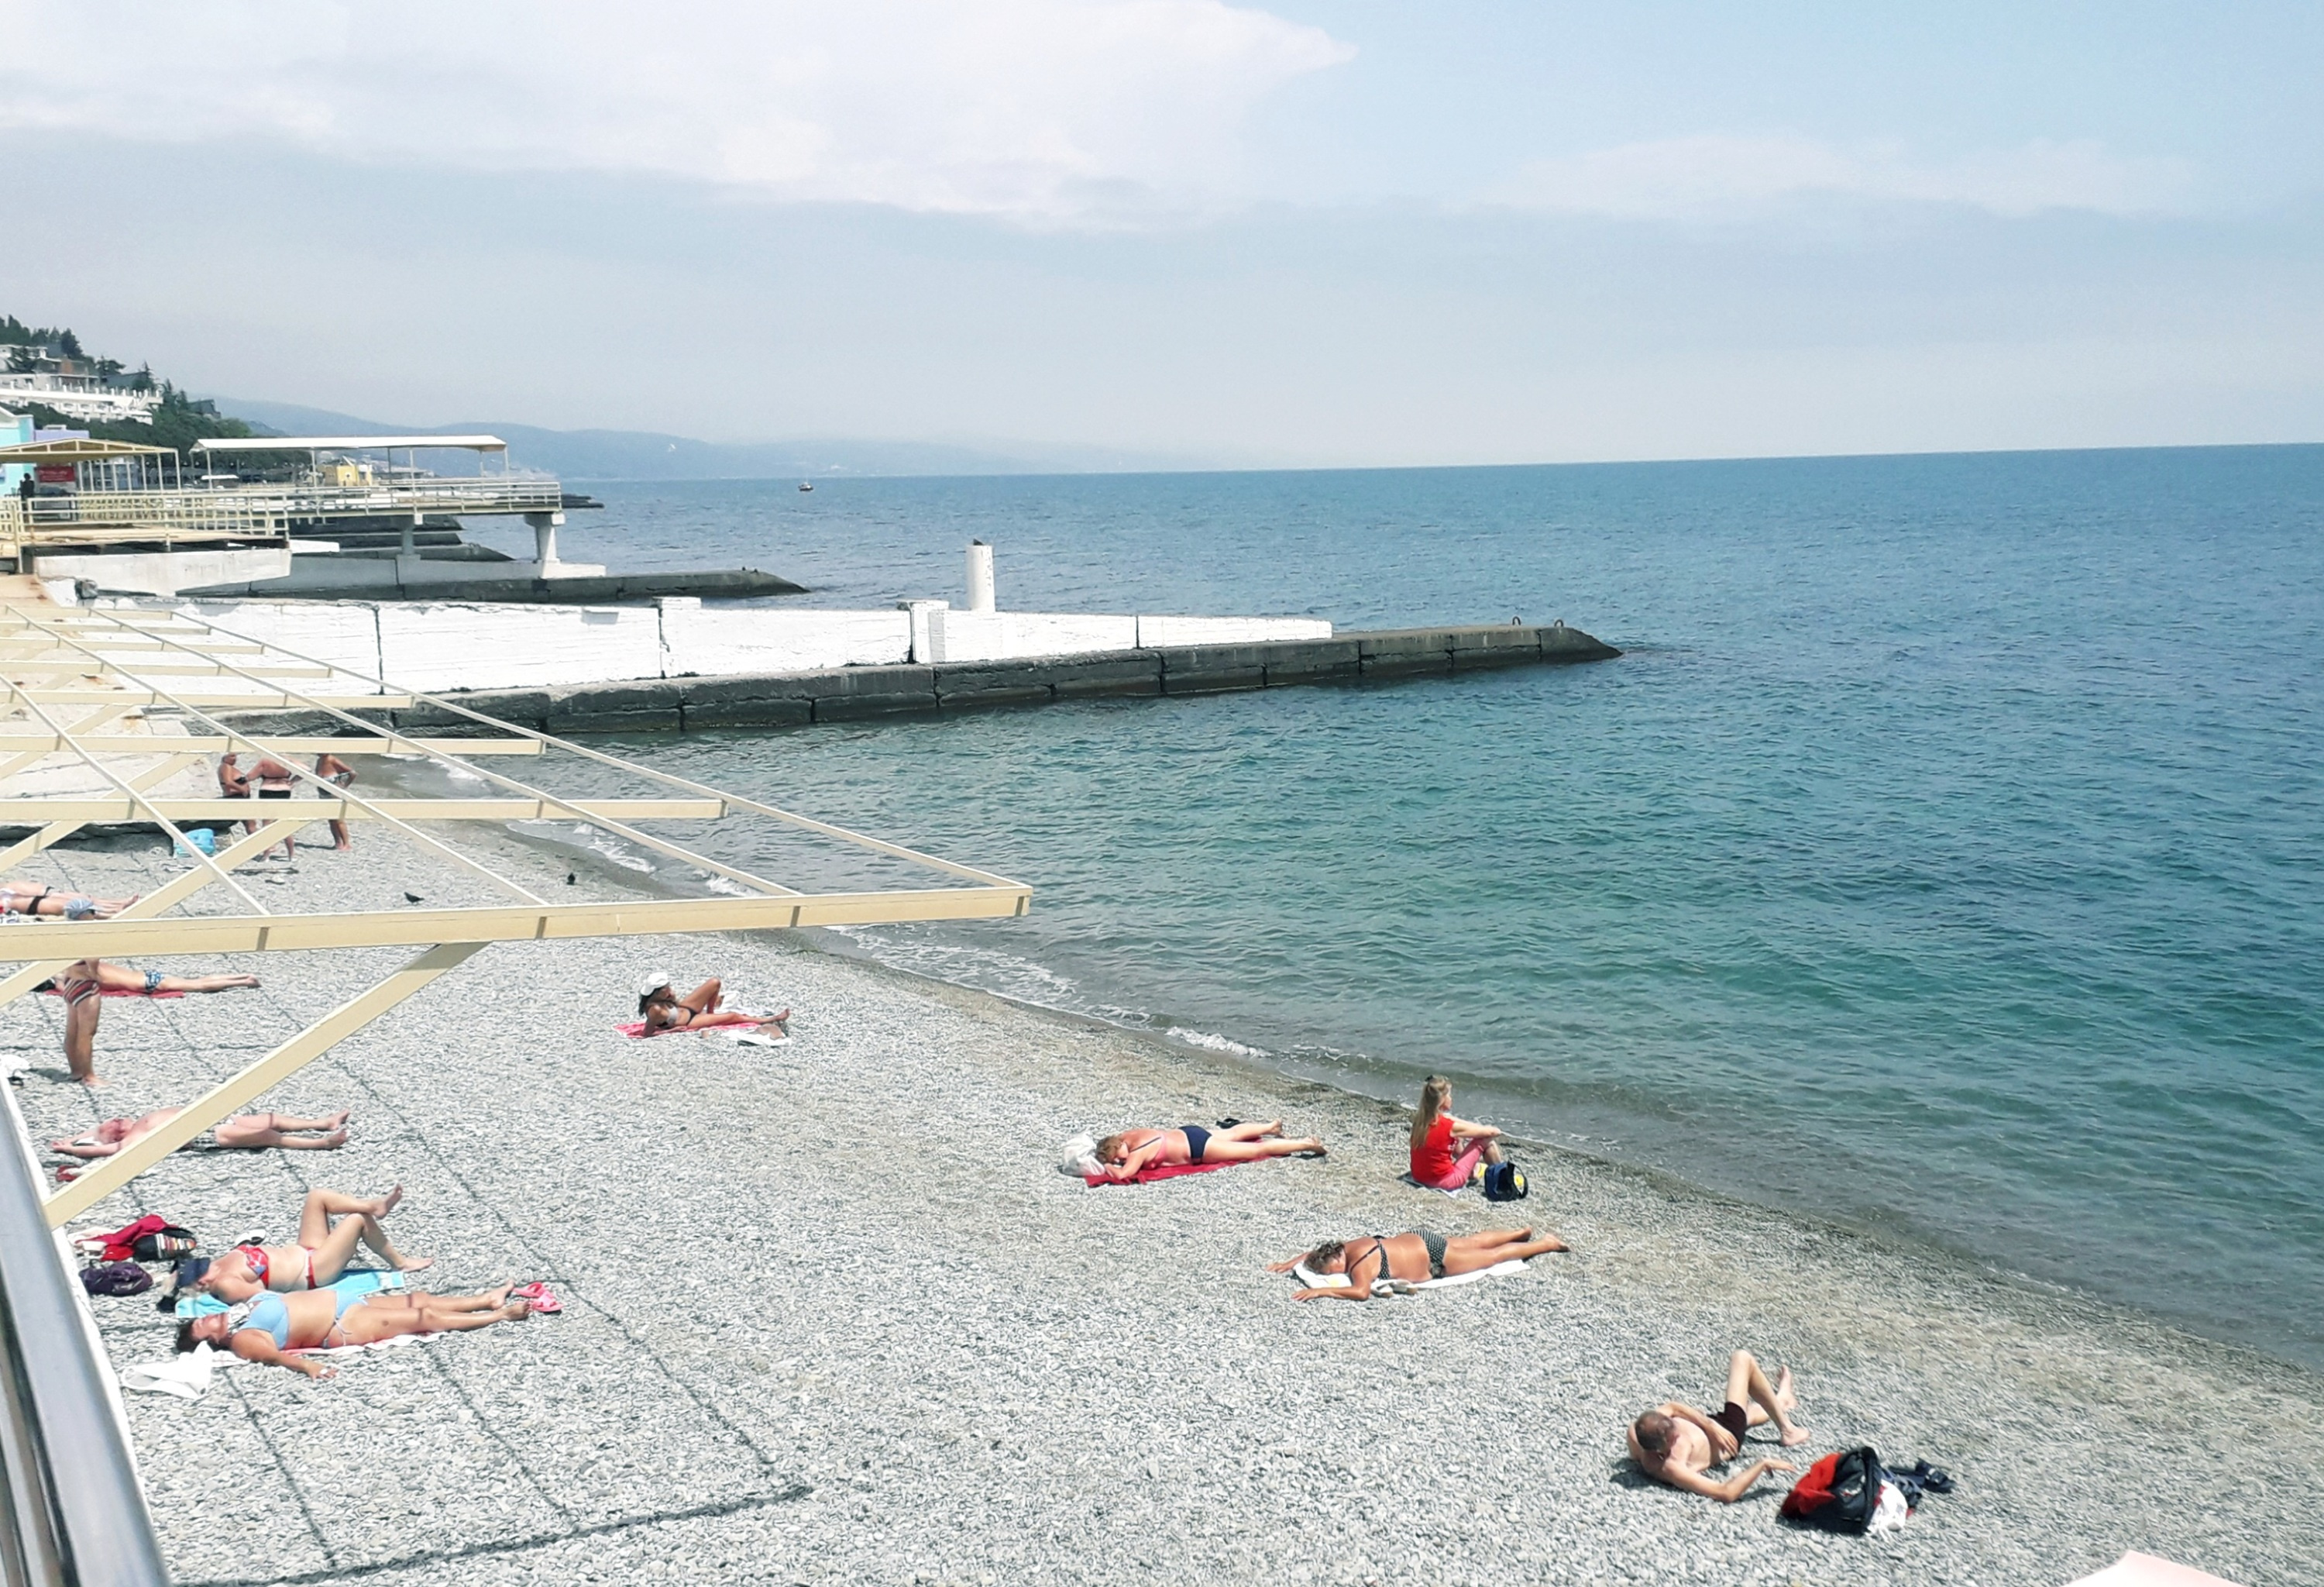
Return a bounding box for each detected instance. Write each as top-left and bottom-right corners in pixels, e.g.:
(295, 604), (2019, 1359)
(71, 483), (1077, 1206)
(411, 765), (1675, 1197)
(0, 600), (1031, 1227)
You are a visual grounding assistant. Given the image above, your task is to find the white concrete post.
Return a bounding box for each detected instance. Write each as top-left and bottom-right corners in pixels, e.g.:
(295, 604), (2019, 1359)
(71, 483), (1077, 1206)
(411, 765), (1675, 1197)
(526, 511), (565, 573)
(966, 540), (995, 613)
(899, 600), (950, 664)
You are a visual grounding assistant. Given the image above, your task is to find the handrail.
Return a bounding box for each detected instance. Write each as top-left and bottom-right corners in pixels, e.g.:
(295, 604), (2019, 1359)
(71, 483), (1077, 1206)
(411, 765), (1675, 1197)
(0, 1083), (170, 1585)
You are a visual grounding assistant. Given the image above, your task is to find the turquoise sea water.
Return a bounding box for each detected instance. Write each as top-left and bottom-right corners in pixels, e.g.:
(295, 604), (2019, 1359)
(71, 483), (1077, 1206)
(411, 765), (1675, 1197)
(521, 449), (2324, 1367)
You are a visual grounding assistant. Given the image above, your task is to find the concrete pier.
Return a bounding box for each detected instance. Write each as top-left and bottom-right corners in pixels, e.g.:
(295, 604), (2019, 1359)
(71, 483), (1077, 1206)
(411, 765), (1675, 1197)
(382, 621), (1619, 735)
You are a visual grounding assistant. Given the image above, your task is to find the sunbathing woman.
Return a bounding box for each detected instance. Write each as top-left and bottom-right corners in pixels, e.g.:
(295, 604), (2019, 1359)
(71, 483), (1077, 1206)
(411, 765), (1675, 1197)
(1095, 1120), (1325, 1181)
(52, 1107), (348, 1164)
(0, 880), (139, 920)
(1268, 1227), (1569, 1300)
(195, 1186), (430, 1303)
(1409, 1075), (1505, 1189)
(636, 972), (786, 1033)
(177, 1283), (531, 1379)
(49, 958), (260, 1086)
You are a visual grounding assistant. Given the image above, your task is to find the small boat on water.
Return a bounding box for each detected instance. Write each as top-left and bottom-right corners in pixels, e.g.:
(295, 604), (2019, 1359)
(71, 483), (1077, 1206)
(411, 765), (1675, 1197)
(798, 480), (813, 492)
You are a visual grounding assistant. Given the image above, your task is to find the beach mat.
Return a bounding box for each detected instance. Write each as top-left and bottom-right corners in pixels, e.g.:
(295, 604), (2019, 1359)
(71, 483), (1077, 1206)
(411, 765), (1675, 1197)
(40, 986), (184, 1000)
(2068, 1555), (2243, 1587)
(617, 1017), (786, 1041)
(1082, 1160), (1237, 1188)
(1291, 1256), (1530, 1296)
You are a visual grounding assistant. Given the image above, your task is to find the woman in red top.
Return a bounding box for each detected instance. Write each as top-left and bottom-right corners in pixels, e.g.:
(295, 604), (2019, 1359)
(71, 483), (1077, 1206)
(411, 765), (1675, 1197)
(1408, 1075), (1504, 1189)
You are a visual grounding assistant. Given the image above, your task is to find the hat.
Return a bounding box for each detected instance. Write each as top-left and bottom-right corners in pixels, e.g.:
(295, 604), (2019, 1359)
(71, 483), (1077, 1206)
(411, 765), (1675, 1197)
(637, 970), (674, 1000)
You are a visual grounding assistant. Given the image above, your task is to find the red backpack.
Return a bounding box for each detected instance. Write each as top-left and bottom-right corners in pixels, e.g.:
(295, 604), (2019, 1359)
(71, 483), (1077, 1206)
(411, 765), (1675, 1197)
(1780, 1447), (1882, 1532)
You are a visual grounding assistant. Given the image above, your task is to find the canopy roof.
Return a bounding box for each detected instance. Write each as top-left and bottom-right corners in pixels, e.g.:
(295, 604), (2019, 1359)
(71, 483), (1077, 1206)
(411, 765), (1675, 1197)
(191, 435), (507, 453)
(0, 439), (171, 462)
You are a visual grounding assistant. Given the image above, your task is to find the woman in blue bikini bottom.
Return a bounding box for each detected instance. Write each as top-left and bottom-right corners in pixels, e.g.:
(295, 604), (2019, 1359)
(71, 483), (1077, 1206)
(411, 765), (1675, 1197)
(177, 1279), (532, 1379)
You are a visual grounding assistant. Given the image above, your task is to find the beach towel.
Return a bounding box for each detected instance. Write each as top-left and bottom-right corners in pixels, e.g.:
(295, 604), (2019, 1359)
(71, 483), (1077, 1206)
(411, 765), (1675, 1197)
(2068, 1554), (2244, 1587)
(1082, 1160), (1236, 1188)
(1400, 1172), (1468, 1198)
(122, 1343), (218, 1399)
(40, 985), (184, 1000)
(616, 1016), (787, 1042)
(1290, 1257), (1530, 1296)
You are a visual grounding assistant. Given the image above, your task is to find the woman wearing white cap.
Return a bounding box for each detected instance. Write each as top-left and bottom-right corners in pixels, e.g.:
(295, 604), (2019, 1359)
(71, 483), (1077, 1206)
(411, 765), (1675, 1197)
(635, 971), (784, 1034)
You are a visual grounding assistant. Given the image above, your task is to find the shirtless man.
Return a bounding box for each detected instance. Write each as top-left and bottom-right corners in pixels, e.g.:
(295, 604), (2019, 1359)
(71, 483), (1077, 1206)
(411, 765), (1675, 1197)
(51, 1106), (348, 1174)
(177, 1281), (531, 1379)
(1628, 1349), (1810, 1502)
(1267, 1227), (1567, 1300)
(315, 750), (356, 851)
(194, 1186), (430, 1302)
(1095, 1120), (1325, 1180)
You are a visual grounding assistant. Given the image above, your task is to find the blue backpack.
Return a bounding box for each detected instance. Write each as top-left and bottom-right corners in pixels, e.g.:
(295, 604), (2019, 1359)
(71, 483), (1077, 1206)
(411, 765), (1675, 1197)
(1483, 1161), (1528, 1201)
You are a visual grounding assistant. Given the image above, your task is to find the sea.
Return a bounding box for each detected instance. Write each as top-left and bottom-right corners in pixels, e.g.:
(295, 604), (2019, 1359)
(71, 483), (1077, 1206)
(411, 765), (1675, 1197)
(475, 447), (2324, 1370)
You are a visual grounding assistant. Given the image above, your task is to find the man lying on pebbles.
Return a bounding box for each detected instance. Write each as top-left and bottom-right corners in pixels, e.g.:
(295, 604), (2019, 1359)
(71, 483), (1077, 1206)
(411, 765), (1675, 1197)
(51, 1107), (349, 1179)
(1094, 1118), (1325, 1180)
(1628, 1348), (1810, 1502)
(1268, 1227), (1568, 1300)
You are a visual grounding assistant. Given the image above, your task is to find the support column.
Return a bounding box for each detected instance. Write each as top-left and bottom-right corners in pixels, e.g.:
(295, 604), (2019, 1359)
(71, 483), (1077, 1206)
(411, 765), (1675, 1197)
(966, 540), (995, 612)
(526, 511), (566, 573)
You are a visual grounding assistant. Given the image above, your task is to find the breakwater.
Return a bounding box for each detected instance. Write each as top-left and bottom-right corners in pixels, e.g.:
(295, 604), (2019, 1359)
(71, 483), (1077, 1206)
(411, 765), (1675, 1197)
(387, 621), (1618, 733)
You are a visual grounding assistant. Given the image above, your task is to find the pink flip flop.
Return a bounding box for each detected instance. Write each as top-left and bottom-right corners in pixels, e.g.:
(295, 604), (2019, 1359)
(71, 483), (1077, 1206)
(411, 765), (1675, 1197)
(511, 1282), (562, 1314)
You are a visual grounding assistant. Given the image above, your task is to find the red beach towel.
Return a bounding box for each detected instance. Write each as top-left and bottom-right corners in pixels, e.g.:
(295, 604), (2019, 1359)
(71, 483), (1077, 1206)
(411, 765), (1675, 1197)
(1082, 1161), (1237, 1188)
(40, 986), (184, 1000)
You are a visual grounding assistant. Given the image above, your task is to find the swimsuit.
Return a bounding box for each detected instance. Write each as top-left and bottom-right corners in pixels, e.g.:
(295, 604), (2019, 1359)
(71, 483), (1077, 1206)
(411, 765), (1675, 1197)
(1178, 1125), (1212, 1163)
(1710, 1402), (1751, 1445)
(1418, 1231), (1449, 1279)
(257, 787), (292, 800)
(241, 1246), (316, 1290)
(239, 1293), (294, 1348)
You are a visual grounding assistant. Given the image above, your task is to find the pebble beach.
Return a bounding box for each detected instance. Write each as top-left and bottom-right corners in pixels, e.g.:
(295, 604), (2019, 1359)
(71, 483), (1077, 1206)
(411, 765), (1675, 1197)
(5, 820), (2320, 1587)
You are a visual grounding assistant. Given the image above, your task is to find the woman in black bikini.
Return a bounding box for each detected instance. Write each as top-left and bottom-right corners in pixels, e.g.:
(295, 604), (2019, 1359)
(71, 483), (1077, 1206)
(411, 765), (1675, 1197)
(1093, 1121), (1326, 1180)
(636, 972), (785, 1033)
(1269, 1227), (1568, 1300)
(0, 880), (139, 920)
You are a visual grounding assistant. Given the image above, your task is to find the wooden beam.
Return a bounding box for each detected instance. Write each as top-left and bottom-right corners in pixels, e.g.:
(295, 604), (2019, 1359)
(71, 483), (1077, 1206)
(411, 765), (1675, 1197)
(0, 752), (205, 870)
(0, 821), (290, 1010)
(0, 663), (331, 679)
(0, 797), (724, 822)
(0, 735), (542, 756)
(41, 942), (490, 1226)
(11, 690), (406, 709)
(0, 885), (1031, 961)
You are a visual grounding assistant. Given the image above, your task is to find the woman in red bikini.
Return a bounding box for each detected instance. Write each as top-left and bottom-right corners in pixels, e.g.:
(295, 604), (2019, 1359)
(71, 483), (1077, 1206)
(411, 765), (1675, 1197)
(194, 1186), (431, 1303)
(1408, 1075), (1504, 1190)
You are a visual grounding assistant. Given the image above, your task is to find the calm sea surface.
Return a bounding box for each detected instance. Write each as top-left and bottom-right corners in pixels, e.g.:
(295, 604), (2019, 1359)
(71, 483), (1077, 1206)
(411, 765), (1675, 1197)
(498, 449), (2324, 1367)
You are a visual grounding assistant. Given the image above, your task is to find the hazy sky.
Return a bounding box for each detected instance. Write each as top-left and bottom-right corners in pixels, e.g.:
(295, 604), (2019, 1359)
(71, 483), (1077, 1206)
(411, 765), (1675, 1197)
(4, 2), (2319, 466)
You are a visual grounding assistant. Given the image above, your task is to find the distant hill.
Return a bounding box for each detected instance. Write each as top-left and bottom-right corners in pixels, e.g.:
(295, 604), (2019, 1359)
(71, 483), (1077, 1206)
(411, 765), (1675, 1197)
(210, 398), (1205, 480)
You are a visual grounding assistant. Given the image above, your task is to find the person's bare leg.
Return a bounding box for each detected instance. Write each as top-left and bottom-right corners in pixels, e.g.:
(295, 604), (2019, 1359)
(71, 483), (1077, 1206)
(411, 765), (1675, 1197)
(64, 995), (101, 1085)
(1198, 1137), (1325, 1162)
(1724, 1350), (1809, 1446)
(681, 978), (724, 1016)
(266, 1128), (349, 1151)
(353, 1213), (430, 1272)
(153, 973), (261, 993)
(1480, 1138), (1507, 1165)
(306, 1213), (373, 1282)
(1440, 1230), (1568, 1274)
(328, 818), (351, 852)
(1220, 1120), (1284, 1142)
(268, 1110), (349, 1131)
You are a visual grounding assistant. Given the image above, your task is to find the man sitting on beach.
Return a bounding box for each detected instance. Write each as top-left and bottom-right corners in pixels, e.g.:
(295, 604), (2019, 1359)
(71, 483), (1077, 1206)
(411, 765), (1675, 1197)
(1628, 1349), (1810, 1502)
(1267, 1227), (1567, 1299)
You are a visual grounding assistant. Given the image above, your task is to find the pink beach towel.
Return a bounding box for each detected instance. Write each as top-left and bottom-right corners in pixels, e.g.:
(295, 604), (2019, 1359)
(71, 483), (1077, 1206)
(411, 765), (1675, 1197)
(616, 1017), (783, 1039)
(1082, 1160), (1239, 1188)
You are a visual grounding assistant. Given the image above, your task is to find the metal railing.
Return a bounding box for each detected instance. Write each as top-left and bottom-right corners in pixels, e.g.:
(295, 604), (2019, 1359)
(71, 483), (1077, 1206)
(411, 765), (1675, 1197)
(1, 474), (566, 556)
(0, 1087), (170, 1585)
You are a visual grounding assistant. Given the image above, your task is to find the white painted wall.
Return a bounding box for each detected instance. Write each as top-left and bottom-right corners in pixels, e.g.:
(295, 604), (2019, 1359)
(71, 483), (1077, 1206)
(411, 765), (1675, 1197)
(166, 599), (1332, 694)
(929, 610), (1138, 663)
(659, 601), (909, 676)
(1135, 615), (1333, 648)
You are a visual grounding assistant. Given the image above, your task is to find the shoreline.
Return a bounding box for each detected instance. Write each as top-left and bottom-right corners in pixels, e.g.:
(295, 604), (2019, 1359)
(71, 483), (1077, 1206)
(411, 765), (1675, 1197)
(6, 821), (2319, 1583)
(489, 791), (2324, 1382)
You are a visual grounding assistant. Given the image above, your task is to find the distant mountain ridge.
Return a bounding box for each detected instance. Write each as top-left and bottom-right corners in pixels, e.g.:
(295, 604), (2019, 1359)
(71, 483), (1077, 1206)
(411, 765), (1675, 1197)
(210, 397), (1208, 480)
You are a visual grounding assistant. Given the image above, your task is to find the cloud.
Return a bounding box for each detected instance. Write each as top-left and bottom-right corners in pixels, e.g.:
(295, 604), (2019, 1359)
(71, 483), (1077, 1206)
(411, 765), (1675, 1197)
(0, 0), (1353, 220)
(1495, 133), (2196, 220)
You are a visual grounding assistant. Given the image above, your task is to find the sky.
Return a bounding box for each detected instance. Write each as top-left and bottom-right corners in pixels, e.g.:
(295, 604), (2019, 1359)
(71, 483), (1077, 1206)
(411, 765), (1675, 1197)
(2, 1), (2320, 468)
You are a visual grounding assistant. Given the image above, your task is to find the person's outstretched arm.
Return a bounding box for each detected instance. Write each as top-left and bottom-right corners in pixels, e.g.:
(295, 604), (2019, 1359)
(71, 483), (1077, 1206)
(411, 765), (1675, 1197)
(1662, 1457), (1795, 1503)
(1448, 1115), (1502, 1139)
(230, 1332), (335, 1380)
(49, 1138), (117, 1159)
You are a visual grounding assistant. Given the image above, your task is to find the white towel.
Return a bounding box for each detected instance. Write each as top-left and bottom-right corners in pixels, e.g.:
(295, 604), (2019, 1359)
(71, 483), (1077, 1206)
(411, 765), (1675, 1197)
(1291, 1258), (1528, 1296)
(1057, 1134), (1099, 1178)
(122, 1343), (217, 1399)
